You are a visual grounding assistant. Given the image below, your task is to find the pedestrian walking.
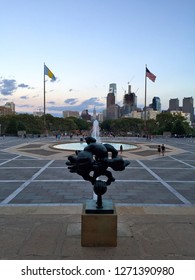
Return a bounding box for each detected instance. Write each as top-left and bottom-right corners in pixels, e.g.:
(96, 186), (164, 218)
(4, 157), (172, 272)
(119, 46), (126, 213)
(157, 145), (161, 155)
(161, 144), (165, 156)
(120, 145), (123, 154)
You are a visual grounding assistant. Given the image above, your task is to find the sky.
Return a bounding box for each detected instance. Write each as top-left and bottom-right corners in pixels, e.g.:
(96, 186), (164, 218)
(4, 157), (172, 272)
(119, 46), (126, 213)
(1, 0), (195, 117)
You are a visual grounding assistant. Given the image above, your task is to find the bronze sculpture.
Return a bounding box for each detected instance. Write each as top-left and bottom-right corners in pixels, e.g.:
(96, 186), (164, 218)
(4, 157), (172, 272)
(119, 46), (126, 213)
(66, 137), (130, 209)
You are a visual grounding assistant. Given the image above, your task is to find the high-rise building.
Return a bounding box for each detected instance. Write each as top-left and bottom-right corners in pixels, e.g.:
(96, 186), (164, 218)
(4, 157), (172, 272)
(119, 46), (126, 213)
(152, 97), (161, 111)
(109, 83), (117, 94)
(107, 83), (116, 108)
(182, 97), (194, 122)
(123, 85), (137, 115)
(106, 83), (118, 119)
(106, 104), (120, 120)
(106, 92), (115, 108)
(169, 98), (179, 111)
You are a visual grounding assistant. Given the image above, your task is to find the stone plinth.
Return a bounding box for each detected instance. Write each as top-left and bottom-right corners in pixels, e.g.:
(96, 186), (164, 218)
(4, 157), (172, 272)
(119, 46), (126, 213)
(81, 201), (117, 247)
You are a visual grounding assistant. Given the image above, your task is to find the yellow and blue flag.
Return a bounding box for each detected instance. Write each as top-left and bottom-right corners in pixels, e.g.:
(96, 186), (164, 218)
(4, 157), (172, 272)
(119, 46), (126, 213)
(44, 64), (56, 81)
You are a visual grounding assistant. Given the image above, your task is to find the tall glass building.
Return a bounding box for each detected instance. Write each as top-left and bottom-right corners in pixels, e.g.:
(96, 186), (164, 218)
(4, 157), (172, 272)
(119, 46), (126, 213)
(152, 97), (161, 111)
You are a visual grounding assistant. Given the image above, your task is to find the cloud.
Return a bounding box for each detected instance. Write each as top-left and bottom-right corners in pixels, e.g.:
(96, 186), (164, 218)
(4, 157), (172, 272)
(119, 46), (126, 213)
(0, 78), (17, 95)
(47, 101), (56, 105)
(47, 97), (105, 114)
(0, 78), (32, 96)
(64, 98), (78, 105)
(80, 97), (104, 107)
(18, 83), (30, 88)
(20, 95), (29, 99)
(17, 104), (34, 108)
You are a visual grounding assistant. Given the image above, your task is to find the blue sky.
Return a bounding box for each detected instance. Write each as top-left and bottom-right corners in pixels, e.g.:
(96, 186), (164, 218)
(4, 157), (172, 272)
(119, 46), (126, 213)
(1, 0), (195, 116)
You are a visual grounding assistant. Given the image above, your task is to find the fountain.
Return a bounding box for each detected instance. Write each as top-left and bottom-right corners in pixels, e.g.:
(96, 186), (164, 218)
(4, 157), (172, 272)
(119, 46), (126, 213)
(91, 119), (100, 142)
(53, 119), (137, 151)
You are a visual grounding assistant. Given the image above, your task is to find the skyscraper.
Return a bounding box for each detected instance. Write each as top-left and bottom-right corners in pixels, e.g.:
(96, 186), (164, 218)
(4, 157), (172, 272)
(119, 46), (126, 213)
(152, 97), (161, 111)
(109, 83), (117, 94)
(106, 92), (115, 108)
(169, 98), (179, 111)
(123, 84), (137, 115)
(106, 83), (119, 119)
(183, 97), (194, 122)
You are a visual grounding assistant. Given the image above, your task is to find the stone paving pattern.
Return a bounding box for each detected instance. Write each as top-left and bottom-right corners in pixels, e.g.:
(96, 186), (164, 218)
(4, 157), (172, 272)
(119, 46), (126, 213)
(0, 136), (195, 259)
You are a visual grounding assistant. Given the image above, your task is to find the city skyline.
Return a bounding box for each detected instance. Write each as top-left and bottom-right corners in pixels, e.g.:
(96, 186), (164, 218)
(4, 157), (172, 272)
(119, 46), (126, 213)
(1, 0), (195, 116)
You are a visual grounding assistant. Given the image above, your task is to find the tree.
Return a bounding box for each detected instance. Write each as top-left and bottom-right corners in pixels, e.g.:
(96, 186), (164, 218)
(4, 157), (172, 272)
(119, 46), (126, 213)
(171, 120), (186, 136)
(156, 112), (174, 134)
(68, 117), (90, 131)
(17, 121), (26, 131)
(101, 118), (144, 136)
(146, 119), (158, 135)
(6, 118), (17, 135)
(100, 120), (113, 134)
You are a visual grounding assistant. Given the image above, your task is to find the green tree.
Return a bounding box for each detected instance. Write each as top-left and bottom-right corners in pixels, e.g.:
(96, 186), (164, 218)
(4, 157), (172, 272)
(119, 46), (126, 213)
(146, 119), (158, 135)
(17, 121), (26, 131)
(101, 118), (144, 136)
(6, 118), (17, 135)
(156, 112), (174, 134)
(68, 117), (90, 131)
(171, 120), (186, 136)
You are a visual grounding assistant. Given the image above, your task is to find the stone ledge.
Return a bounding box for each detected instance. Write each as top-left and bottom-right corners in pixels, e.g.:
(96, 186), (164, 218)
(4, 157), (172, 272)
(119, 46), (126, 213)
(1, 204), (195, 215)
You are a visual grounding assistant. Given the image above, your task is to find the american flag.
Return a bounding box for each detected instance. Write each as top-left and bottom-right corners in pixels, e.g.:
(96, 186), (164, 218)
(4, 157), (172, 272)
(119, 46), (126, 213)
(146, 67), (156, 82)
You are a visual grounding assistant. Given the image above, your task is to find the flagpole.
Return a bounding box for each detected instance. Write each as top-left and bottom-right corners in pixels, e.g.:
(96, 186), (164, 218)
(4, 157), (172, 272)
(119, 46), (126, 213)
(144, 64), (147, 130)
(43, 62), (46, 128)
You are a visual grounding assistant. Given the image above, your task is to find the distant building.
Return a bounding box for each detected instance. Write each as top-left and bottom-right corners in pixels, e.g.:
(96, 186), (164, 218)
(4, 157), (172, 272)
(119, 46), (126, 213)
(106, 104), (120, 120)
(146, 108), (159, 120)
(182, 97), (194, 122)
(152, 97), (161, 111)
(97, 112), (103, 122)
(130, 110), (142, 119)
(123, 85), (137, 115)
(169, 98), (180, 111)
(107, 92), (115, 108)
(4, 102), (15, 113)
(63, 110), (79, 118)
(109, 83), (117, 94)
(81, 109), (91, 121)
(33, 111), (44, 117)
(0, 106), (13, 116)
(106, 83), (119, 119)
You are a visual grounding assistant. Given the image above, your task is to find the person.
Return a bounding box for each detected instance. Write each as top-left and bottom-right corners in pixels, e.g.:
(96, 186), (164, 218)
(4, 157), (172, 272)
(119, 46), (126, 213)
(157, 145), (161, 155)
(161, 144), (165, 156)
(120, 145), (123, 154)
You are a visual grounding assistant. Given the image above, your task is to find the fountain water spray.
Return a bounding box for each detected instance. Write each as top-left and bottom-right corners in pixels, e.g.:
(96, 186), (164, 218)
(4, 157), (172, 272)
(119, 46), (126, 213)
(91, 120), (100, 143)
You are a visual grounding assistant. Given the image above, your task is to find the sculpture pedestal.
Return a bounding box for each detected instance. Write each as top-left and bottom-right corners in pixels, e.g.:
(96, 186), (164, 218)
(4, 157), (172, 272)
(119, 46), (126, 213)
(81, 200), (117, 247)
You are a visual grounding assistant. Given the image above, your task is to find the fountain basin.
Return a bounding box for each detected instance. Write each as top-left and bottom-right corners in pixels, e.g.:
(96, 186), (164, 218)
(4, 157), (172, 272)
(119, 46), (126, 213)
(53, 142), (137, 151)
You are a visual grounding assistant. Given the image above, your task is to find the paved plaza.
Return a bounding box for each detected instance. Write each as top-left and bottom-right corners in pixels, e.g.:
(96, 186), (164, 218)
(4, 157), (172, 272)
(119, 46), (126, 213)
(0, 136), (195, 259)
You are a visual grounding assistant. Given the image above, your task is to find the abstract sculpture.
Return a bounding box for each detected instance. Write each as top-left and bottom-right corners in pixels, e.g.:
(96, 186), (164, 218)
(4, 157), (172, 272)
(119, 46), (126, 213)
(66, 136), (130, 209)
